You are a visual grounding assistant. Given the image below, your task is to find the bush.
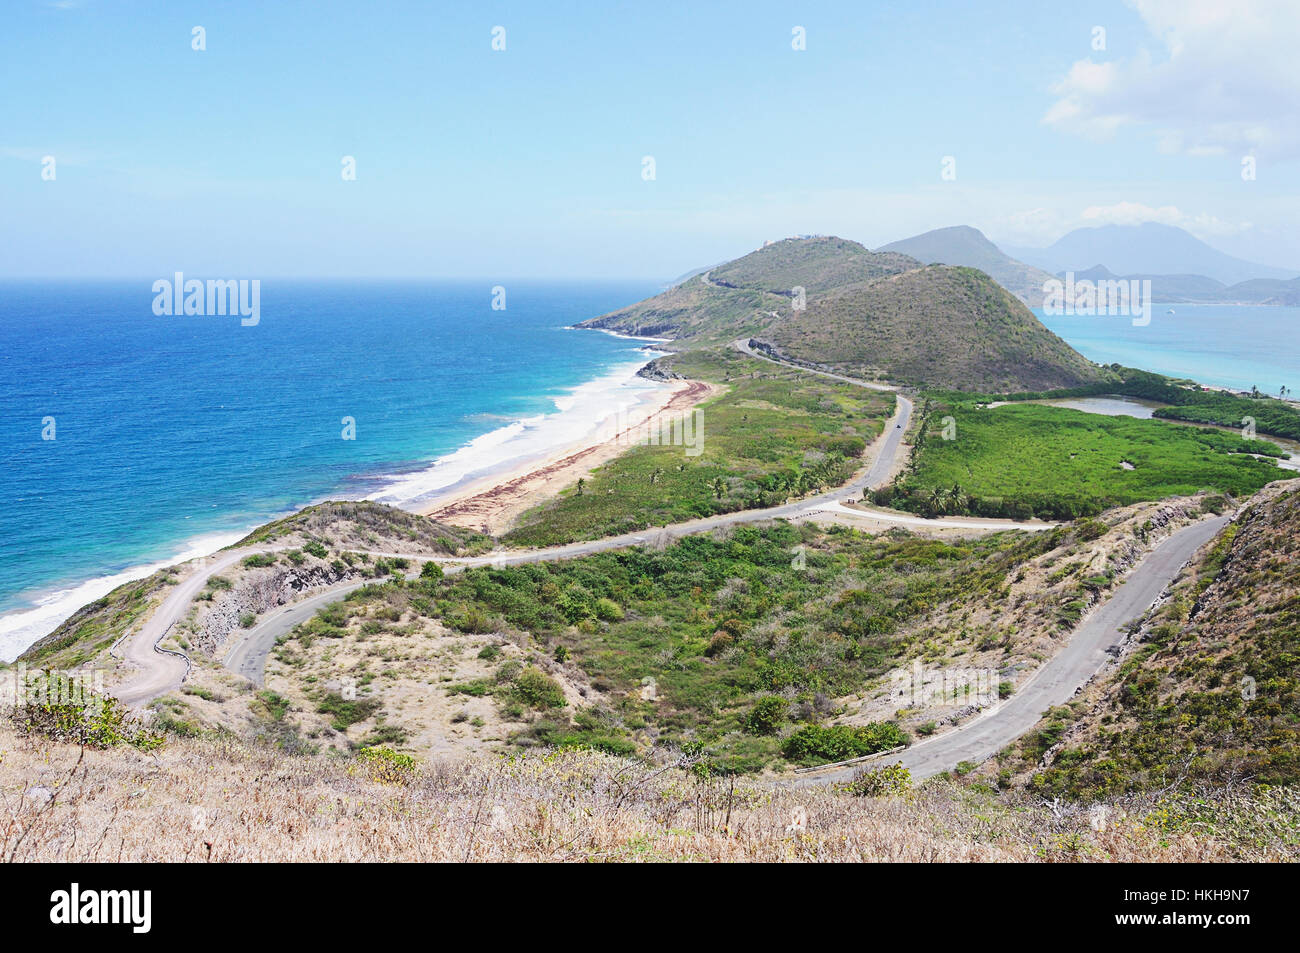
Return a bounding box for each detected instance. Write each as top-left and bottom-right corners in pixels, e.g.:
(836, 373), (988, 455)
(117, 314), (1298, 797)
(844, 762), (913, 797)
(239, 612), (257, 628)
(420, 560), (444, 580)
(11, 675), (162, 751)
(511, 667), (566, 710)
(303, 540), (329, 559)
(355, 746), (417, 785)
(744, 696), (787, 735)
(782, 722), (908, 766)
(242, 553), (276, 568)
(593, 597), (623, 622)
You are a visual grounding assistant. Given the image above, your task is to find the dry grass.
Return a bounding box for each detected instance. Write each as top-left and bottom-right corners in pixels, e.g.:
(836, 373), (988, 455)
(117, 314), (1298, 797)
(2, 724), (1290, 862)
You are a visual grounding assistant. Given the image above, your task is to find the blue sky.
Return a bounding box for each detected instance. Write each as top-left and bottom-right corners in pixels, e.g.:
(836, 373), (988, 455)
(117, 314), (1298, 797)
(3, 0), (1297, 277)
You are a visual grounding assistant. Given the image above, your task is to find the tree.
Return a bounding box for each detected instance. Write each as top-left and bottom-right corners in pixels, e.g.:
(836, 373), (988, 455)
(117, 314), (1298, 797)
(712, 477), (727, 500)
(576, 477), (585, 496)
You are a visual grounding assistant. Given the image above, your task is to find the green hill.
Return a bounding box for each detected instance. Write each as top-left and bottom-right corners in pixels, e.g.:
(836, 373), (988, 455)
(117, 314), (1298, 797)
(578, 237), (1104, 392)
(764, 264), (1104, 392)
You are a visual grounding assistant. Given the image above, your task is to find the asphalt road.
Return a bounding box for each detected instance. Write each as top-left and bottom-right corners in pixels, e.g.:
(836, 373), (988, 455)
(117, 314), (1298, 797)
(795, 513), (1232, 784)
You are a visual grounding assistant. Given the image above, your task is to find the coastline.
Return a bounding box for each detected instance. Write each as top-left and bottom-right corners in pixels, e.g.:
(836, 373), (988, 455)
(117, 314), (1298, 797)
(0, 343), (681, 662)
(418, 375), (719, 535)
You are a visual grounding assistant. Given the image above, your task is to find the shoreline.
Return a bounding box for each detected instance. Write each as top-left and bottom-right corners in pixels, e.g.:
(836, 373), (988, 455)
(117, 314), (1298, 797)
(417, 375), (720, 535)
(0, 344), (679, 662)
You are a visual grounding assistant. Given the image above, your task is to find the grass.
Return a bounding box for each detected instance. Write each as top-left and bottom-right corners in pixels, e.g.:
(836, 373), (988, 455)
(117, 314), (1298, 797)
(503, 349), (893, 547)
(5, 725), (1296, 861)
(880, 401), (1286, 521)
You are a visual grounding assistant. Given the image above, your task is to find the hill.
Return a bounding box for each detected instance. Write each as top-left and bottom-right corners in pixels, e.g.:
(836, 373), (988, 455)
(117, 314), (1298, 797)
(1008, 223), (1296, 286)
(578, 237), (1104, 392)
(761, 264), (1105, 392)
(878, 225), (1056, 305)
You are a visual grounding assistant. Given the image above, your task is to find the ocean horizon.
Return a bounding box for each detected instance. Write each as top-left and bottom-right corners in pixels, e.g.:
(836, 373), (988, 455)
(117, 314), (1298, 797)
(0, 279), (664, 660)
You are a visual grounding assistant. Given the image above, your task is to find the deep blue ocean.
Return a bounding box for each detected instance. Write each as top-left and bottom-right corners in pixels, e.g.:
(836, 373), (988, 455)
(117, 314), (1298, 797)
(0, 280), (660, 658)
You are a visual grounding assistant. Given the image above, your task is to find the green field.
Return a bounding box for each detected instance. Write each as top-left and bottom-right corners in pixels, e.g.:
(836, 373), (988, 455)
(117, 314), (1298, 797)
(879, 403), (1287, 521)
(502, 349), (894, 547)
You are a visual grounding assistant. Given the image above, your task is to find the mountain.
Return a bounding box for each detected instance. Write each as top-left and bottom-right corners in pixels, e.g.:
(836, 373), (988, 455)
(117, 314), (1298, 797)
(577, 236), (1104, 392)
(1007, 223), (1296, 286)
(877, 225), (1056, 305)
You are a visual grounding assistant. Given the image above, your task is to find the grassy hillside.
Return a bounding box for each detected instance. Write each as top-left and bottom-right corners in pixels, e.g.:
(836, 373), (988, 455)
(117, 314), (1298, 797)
(878, 225), (1056, 305)
(766, 265), (1104, 392)
(878, 401), (1287, 521)
(1004, 483), (1300, 798)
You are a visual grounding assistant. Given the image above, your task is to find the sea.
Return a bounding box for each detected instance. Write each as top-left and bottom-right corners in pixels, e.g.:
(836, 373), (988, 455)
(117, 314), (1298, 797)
(0, 280), (663, 660)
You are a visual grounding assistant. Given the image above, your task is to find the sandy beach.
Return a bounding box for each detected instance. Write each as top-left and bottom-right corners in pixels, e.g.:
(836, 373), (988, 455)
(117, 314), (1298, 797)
(417, 376), (722, 535)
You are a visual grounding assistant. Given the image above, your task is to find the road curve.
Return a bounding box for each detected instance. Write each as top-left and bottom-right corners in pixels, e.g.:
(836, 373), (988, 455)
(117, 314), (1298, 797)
(796, 513), (1232, 785)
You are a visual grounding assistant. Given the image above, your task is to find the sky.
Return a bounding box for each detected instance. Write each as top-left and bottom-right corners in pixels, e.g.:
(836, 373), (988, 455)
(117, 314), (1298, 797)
(2, 0), (1298, 278)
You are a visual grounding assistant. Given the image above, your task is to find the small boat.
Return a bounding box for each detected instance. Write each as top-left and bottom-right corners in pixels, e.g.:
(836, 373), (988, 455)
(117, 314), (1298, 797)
(1166, 308), (1176, 315)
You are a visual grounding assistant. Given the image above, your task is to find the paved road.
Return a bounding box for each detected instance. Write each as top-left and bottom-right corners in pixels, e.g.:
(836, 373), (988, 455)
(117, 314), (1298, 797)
(795, 513), (1232, 784)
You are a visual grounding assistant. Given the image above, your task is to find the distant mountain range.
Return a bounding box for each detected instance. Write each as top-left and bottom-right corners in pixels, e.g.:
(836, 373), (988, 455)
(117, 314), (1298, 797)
(1002, 222), (1296, 286)
(879, 223), (1299, 306)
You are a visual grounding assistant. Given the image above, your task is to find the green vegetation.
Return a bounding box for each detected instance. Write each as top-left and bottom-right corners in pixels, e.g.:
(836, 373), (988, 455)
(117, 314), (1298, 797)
(18, 569), (172, 668)
(842, 761), (914, 797)
(578, 236), (1098, 392)
(783, 722), (908, 766)
(879, 402), (1285, 521)
(316, 520), (1056, 771)
(242, 553), (277, 568)
(504, 349), (892, 546)
(10, 673), (162, 751)
(936, 365), (1300, 442)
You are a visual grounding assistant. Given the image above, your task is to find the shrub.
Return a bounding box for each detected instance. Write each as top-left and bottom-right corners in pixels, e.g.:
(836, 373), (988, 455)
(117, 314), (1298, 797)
(316, 692), (381, 730)
(593, 597), (624, 622)
(511, 667), (566, 710)
(355, 746), (417, 785)
(303, 540), (329, 559)
(844, 762), (913, 797)
(242, 553), (276, 568)
(782, 722), (908, 766)
(11, 674), (162, 751)
(239, 612), (257, 628)
(420, 560), (444, 580)
(744, 696), (787, 735)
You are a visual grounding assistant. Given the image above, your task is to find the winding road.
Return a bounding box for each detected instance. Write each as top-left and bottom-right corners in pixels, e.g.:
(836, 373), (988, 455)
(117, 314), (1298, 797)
(104, 340), (1235, 783)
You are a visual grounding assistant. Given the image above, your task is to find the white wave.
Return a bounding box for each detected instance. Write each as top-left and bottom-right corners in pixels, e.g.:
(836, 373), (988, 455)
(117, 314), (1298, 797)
(366, 355), (669, 509)
(0, 529), (248, 663)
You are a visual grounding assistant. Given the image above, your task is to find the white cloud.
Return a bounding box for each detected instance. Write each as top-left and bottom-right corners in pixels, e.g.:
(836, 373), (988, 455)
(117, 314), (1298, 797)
(1044, 0), (1300, 158)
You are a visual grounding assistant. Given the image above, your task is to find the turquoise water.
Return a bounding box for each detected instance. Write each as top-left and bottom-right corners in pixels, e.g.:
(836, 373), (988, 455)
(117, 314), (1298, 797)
(0, 280), (661, 658)
(1037, 304), (1300, 395)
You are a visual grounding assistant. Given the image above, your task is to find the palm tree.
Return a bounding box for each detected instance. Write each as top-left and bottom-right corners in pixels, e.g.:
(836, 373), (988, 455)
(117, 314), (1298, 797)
(576, 478), (585, 496)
